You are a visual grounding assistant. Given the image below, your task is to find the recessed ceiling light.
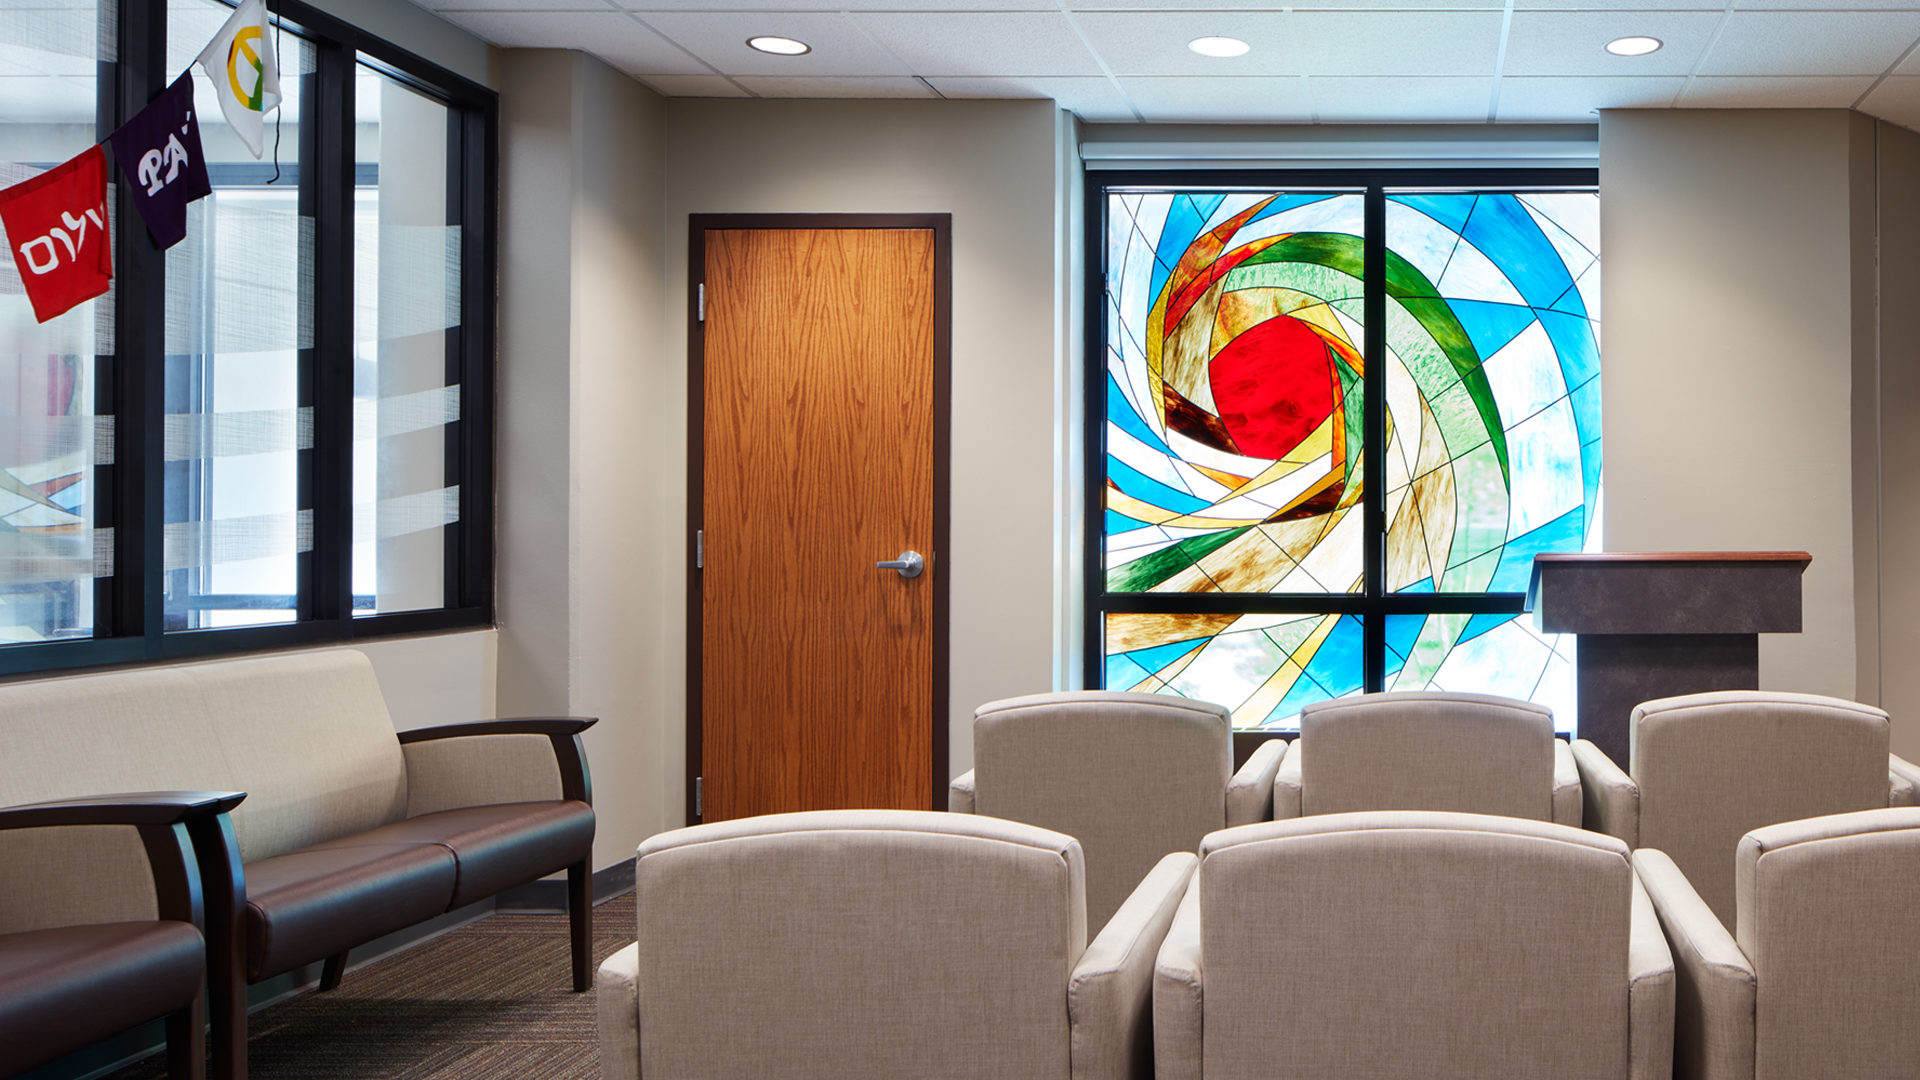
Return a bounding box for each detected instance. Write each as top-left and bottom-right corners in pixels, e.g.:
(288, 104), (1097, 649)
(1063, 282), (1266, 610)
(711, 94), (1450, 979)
(747, 35), (811, 56)
(1604, 36), (1662, 57)
(1188, 36), (1251, 58)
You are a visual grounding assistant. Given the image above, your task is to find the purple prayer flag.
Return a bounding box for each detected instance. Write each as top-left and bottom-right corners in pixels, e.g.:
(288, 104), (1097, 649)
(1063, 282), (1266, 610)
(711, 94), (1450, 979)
(106, 73), (213, 249)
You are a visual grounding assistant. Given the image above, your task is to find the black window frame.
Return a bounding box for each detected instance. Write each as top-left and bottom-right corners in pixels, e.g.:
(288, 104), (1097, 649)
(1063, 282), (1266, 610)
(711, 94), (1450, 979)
(0, 0), (497, 677)
(1083, 167), (1599, 719)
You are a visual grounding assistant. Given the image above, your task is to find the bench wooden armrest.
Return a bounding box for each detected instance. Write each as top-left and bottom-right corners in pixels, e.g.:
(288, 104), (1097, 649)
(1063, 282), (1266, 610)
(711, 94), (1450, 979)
(397, 717), (598, 804)
(0, 790), (246, 926)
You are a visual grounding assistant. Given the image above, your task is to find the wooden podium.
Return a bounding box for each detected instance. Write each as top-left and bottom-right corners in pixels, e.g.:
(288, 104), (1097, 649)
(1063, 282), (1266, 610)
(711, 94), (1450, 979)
(1528, 552), (1811, 766)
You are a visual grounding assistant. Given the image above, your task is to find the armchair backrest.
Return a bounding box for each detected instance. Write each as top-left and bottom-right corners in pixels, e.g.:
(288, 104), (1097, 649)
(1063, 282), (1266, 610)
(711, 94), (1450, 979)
(1634, 690), (1890, 924)
(1737, 808), (1920, 1078)
(972, 690), (1230, 928)
(632, 809), (1086, 1080)
(1196, 812), (1634, 1080)
(1298, 691), (1555, 819)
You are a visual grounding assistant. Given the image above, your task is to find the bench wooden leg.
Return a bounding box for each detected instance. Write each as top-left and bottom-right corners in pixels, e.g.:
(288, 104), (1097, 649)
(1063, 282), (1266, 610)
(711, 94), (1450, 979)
(319, 951), (349, 992)
(568, 859), (592, 991)
(188, 813), (248, 1080)
(165, 992), (206, 1080)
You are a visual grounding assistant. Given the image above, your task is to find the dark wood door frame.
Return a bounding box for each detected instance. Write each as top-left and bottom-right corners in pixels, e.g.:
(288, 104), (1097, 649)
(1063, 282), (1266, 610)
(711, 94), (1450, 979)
(685, 213), (953, 825)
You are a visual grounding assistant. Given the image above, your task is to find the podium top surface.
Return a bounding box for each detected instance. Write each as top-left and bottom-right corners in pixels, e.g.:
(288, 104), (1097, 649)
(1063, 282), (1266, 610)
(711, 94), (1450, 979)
(1532, 551), (1812, 567)
(1528, 552), (1810, 635)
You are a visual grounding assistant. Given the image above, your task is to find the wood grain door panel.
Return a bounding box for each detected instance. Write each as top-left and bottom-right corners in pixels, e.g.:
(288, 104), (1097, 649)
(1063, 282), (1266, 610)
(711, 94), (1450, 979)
(697, 224), (942, 820)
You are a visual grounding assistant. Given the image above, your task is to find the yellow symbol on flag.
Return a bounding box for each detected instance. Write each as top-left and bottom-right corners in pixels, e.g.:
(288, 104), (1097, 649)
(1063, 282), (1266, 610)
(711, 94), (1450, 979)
(227, 27), (267, 111)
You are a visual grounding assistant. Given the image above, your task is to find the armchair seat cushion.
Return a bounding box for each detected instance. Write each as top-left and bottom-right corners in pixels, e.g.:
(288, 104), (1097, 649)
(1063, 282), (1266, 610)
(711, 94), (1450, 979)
(0, 921), (205, 1071)
(312, 800), (595, 907)
(243, 842), (457, 980)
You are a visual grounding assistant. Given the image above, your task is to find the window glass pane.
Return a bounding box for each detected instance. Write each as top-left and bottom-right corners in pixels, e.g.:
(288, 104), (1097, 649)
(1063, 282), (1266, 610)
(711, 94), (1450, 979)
(1382, 191), (1602, 594)
(0, 0), (110, 645)
(1383, 612), (1577, 731)
(1103, 191), (1366, 595)
(352, 62), (457, 617)
(1104, 611), (1364, 729)
(164, 1), (313, 629)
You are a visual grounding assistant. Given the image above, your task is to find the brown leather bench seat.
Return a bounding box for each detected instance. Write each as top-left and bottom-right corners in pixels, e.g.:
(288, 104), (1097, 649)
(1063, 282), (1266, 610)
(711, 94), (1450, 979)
(0, 650), (598, 1080)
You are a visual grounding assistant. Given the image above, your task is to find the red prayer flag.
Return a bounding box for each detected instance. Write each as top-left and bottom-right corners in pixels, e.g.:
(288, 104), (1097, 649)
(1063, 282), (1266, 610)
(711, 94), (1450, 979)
(0, 145), (112, 324)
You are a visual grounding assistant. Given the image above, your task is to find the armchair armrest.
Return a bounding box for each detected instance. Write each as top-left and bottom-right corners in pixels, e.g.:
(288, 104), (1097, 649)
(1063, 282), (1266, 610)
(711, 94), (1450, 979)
(1227, 739), (1285, 827)
(0, 790), (246, 926)
(1635, 849), (1755, 1080)
(1628, 873), (1676, 1080)
(1070, 852), (1197, 1080)
(398, 716), (598, 804)
(949, 769), (976, 814)
(1272, 740), (1303, 819)
(597, 942), (641, 1080)
(1152, 876), (1205, 1080)
(1552, 740), (1583, 828)
(1572, 739), (1639, 848)
(1890, 754), (1919, 807)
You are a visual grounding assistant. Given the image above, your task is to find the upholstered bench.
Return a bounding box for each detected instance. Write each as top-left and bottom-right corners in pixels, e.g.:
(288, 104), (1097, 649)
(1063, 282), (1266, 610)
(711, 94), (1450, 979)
(0, 649), (595, 1080)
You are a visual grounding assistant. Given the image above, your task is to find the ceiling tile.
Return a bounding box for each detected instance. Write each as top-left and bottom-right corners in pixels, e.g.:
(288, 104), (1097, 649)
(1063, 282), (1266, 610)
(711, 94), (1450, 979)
(636, 74), (750, 98)
(1738, 0), (1920, 8)
(925, 76), (1137, 122)
(1277, 11), (1505, 76)
(852, 12), (1106, 77)
(617, 0), (1057, 8)
(1071, 11), (1307, 77)
(1700, 11), (1920, 77)
(1503, 11), (1721, 77)
(1117, 75), (1312, 123)
(1495, 76), (1683, 121)
(634, 11), (910, 77)
(1308, 76), (1492, 123)
(732, 76), (938, 99)
(1860, 75), (1920, 131)
(1679, 75), (1874, 108)
(437, 10), (708, 75)
(1073, 0), (1500, 7)
(1512, 0), (1720, 8)
(427, 0), (616, 11)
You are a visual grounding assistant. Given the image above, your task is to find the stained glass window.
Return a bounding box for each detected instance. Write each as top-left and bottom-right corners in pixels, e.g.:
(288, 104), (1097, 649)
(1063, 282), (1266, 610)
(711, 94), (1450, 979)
(1094, 178), (1600, 731)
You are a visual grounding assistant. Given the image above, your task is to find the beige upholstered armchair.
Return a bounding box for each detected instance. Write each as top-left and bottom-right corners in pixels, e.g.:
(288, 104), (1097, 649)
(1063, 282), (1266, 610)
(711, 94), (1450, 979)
(1274, 691), (1580, 826)
(597, 809), (1194, 1080)
(1154, 811), (1673, 1080)
(1636, 808), (1920, 1080)
(1574, 690), (1919, 924)
(947, 690), (1283, 928)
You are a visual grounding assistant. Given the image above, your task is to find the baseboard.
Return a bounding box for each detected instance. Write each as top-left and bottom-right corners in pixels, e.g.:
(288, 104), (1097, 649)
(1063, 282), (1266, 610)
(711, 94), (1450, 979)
(497, 856), (636, 910)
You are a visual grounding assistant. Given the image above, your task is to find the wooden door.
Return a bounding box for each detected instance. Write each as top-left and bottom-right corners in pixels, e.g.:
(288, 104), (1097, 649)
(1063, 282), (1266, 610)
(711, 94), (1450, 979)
(691, 218), (948, 822)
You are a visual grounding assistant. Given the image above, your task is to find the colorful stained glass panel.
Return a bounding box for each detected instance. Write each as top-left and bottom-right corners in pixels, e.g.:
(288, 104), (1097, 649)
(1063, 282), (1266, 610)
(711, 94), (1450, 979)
(1104, 191), (1367, 596)
(1382, 192), (1601, 594)
(1384, 612), (1577, 732)
(1104, 611), (1365, 729)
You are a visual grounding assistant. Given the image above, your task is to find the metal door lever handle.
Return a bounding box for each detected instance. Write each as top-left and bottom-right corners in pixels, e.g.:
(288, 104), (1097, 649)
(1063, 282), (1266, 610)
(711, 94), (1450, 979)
(876, 551), (925, 579)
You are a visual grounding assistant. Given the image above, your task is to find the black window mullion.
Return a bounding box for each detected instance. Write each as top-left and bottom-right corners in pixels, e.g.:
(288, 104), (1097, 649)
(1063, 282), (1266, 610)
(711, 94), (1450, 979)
(1362, 185), (1386, 692)
(110, 0), (165, 648)
(306, 35), (354, 625)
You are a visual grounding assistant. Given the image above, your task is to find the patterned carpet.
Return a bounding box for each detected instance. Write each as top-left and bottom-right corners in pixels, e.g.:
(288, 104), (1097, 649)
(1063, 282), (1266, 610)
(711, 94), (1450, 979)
(107, 893), (635, 1080)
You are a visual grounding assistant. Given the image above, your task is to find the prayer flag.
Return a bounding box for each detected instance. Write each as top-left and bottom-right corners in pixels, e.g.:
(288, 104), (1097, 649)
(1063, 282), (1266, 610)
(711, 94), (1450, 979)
(106, 73), (213, 249)
(0, 146), (112, 324)
(195, 0), (280, 159)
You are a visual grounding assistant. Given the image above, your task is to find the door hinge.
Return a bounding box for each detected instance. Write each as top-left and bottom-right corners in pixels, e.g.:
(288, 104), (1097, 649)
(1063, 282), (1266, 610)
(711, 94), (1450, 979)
(694, 776), (703, 817)
(697, 283), (705, 322)
(695, 529), (704, 569)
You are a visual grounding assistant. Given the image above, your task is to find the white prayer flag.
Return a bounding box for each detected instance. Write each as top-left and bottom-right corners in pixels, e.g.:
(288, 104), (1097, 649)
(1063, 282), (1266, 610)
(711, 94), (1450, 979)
(195, 0), (281, 159)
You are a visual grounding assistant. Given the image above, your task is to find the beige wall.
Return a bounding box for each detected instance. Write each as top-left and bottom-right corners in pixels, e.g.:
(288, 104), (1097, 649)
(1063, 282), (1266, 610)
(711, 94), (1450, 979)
(496, 50), (672, 870)
(1863, 120), (1920, 760)
(659, 99), (1064, 798)
(1599, 109), (1869, 704)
